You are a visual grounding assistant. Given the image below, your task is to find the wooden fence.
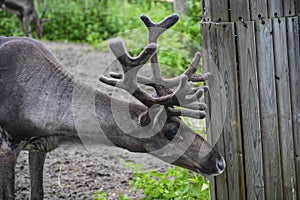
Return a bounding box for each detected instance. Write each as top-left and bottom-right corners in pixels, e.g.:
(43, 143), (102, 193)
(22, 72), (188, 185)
(201, 0), (300, 199)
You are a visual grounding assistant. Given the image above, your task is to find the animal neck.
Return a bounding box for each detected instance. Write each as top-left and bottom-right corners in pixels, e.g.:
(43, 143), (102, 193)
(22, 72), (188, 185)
(70, 82), (149, 152)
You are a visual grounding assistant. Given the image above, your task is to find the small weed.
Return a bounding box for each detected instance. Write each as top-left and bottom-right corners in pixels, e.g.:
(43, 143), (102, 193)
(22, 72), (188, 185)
(94, 189), (108, 200)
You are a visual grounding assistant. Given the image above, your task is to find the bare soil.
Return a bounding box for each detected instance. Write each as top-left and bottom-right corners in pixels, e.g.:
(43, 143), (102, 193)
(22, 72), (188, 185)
(14, 41), (171, 200)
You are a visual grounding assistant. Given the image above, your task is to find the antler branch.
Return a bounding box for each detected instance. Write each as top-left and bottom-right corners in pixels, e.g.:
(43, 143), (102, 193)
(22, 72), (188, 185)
(99, 14), (210, 119)
(99, 40), (204, 110)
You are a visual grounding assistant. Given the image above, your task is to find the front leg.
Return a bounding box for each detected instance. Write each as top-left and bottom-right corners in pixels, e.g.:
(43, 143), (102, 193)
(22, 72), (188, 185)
(24, 16), (32, 38)
(16, 15), (27, 36)
(29, 152), (46, 200)
(0, 152), (17, 200)
(25, 136), (58, 200)
(0, 127), (18, 200)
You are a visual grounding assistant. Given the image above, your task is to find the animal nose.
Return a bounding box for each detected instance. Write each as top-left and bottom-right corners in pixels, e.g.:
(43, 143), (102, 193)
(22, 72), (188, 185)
(216, 157), (226, 173)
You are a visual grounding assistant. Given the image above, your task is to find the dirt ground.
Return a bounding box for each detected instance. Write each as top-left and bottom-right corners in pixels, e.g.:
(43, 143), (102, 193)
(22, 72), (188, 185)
(14, 41), (171, 200)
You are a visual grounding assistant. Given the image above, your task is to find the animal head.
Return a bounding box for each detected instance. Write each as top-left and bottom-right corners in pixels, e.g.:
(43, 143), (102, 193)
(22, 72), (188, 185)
(99, 14), (225, 176)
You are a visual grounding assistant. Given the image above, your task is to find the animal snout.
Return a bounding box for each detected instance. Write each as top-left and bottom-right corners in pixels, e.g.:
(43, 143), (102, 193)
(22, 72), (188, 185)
(216, 156), (226, 173)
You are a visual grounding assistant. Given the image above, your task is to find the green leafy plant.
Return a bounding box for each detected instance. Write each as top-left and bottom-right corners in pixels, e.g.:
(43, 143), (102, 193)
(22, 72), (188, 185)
(94, 159), (210, 200)
(94, 189), (108, 200)
(129, 166), (210, 200)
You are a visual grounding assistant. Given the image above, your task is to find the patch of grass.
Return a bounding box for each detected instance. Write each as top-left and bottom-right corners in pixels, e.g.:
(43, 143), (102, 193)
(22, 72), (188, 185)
(94, 159), (210, 200)
(94, 189), (130, 200)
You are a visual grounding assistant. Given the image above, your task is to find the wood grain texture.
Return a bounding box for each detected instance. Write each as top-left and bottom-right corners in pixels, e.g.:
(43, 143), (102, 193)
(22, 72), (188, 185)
(236, 21), (265, 200)
(273, 17), (297, 200)
(202, 0), (211, 21)
(229, 0), (250, 21)
(201, 22), (216, 200)
(249, 0), (268, 20)
(216, 22), (246, 200)
(287, 16), (300, 199)
(210, 24), (228, 200)
(255, 19), (283, 200)
(268, 0), (283, 17)
(283, 0), (296, 16)
(203, 23), (229, 200)
(209, 0), (229, 22)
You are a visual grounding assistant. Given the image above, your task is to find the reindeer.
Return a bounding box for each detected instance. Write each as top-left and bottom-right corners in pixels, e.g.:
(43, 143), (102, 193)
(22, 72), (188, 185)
(0, 0), (46, 38)
(0, 14), (225, 200)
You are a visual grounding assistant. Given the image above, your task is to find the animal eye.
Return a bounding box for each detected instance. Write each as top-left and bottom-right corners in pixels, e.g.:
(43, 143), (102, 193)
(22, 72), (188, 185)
(165, 129), (177, 140)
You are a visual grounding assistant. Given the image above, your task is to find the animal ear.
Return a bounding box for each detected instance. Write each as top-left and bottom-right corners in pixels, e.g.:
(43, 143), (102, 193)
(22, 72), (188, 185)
(138, 105), (167, 128)
(138, 111), (151, 127)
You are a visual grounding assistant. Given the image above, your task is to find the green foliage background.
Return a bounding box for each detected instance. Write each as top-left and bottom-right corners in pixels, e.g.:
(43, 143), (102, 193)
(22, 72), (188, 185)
(94, 162), (210, 200)
(0, 0), (202, 75)
(0, 0), (201, 43)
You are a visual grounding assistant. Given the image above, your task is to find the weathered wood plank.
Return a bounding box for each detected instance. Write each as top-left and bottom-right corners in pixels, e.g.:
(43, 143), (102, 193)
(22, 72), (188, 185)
(209, 23), (228, 200)
(229, 0), (250, 21)
(236, 21), (265, 200)
(255, 19), (283, 200)
(249, 0), (268, 20)
(296, 1), (300, 15)
(201, 22), (216, 200)
(283, 0), (296, 16)
(273, 17), (297, 200)
(202, 0), (211, 22)
(204, 23), (229, 200)
(268, 0), (283, 17)
(216, 22), (246, 200)
(209, 0), (229, 22)
(287, 16), (300, 199)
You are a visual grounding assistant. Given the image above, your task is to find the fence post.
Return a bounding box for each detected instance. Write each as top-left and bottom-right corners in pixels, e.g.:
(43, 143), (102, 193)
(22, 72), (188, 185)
(201, 0), (300, 199)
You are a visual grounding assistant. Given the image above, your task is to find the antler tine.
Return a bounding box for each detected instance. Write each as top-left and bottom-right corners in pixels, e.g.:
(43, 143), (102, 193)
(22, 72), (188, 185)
(99, 40), (157, 94)
(167, 107), (207, 119)
(164, 52), (211, 87)
(146, 76), (208, 111)
(184, 52), (211, 82)
(109, 40), (156, 70)
(136, 52), (211, 88)
(140, 14), (179, 43)
(140, 14), (179, 82)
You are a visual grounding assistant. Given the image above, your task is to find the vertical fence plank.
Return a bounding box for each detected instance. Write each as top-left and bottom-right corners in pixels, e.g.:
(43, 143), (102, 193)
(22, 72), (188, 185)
(249, 0), (268, 20)
(201, 22), (216, 200)
(216, 22), (246, 200)
(206, 0), (229, 22)
(296, 1), (300, 15)
(268, 0), (283, 17)
(236, 21), (265, 200)
(205, 23), (229, 200)
(287, 16), (300, 199)
(203, 0), (211, 21)
(273, 17), (297, 200)
(203, 0), (229, 22)
(255, 19), (283, 200)
(283, 0), (296, 16)
(229, 0), (250, 21)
